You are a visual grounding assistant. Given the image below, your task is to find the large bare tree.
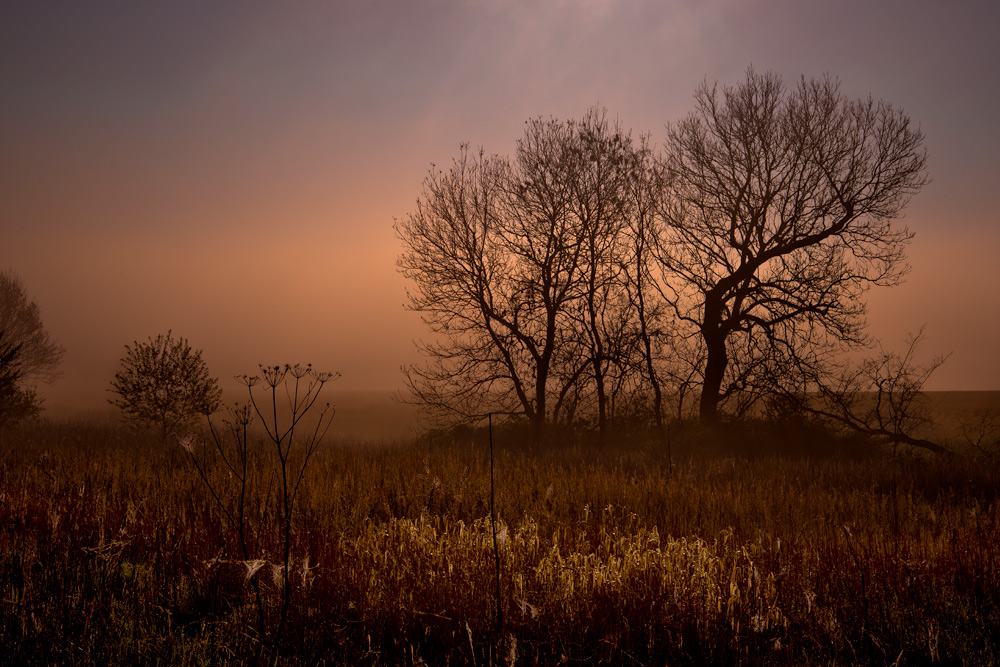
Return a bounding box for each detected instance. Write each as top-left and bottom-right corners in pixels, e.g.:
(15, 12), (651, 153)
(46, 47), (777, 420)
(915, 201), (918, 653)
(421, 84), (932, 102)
(655, 69), (928, 423)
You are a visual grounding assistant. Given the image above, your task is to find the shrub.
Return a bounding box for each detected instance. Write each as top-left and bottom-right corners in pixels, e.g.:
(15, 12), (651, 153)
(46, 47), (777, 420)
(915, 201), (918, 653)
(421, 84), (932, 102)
(109, 330), (221, 438)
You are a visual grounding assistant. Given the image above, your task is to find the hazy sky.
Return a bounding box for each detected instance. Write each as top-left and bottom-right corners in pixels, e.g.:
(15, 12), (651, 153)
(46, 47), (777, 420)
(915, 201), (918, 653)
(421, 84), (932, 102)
(3, 0), (999, 413)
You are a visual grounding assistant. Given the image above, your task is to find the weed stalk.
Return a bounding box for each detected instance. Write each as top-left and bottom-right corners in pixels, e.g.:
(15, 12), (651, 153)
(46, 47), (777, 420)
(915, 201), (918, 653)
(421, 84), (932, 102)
(489, 413), (503, 658)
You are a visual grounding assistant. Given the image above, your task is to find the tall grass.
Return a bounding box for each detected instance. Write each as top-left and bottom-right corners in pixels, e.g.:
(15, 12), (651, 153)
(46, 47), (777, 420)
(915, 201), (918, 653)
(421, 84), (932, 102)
(1, 416), (998, 665)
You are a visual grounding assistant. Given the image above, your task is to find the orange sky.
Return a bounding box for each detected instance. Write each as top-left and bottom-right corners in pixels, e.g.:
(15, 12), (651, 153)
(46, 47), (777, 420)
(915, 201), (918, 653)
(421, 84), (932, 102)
(2, 1), (999, 413)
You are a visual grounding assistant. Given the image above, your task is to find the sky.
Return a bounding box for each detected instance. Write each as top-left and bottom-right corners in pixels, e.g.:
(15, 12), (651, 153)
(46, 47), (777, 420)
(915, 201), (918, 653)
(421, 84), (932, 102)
(2, 0), (999, 414)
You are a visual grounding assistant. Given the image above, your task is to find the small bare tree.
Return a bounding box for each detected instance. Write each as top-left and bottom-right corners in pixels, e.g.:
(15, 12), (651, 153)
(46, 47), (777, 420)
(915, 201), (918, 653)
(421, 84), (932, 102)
(786, 330), (953, 456)
(109, 331), (222, 438)
(960, 408), (1000, 459)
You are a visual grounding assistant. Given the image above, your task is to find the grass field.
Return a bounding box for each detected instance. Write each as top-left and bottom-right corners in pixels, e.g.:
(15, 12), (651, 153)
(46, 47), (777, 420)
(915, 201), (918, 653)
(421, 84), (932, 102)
(1, 396), (999, 665)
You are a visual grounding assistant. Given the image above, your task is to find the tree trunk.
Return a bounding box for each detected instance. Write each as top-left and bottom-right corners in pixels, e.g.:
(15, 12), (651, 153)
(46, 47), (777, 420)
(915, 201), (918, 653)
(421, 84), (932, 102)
(531, 369), (546, 446)
(592, 354), (607, 442)
(534, 352), (550, 447)
(635, 279), (666, 455)
(699, 326), (727, 424)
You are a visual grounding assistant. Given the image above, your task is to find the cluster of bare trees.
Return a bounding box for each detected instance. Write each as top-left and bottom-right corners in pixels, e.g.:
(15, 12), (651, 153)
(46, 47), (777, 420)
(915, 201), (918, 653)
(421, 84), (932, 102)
(397, 69), (929, 443)
(397, 110), (661, 443)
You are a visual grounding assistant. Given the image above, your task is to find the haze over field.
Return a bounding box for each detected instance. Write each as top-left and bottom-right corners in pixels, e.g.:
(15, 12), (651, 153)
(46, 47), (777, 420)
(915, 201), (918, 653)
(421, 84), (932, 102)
(2, 0), (998, 414)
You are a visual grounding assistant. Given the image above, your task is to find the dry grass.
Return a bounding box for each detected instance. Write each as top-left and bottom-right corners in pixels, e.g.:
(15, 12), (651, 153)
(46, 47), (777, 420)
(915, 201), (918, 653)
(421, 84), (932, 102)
(1, 415), (999, 665)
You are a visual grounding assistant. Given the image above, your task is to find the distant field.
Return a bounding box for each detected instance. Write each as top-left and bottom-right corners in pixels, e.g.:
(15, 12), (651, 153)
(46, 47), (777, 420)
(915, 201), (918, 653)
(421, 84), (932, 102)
(325, 389), (1000, 446)
(324, 390), (423, 443)
(38, 389), (1000, 447)
(922, 390), (1000, 436)
(41, 389), (427, 445)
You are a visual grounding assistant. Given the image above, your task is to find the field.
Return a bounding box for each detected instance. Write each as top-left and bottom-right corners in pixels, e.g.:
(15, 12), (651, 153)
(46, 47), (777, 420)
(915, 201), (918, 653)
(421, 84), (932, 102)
(1, 395), (999, 666)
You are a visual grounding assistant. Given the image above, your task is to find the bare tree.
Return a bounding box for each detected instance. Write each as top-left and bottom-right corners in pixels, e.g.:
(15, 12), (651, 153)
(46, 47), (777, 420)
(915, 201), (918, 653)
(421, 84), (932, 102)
(0, 334), (19, 404)
(397, 138), (586, 442)
(959, 407), (1000, 459)
(0, 331), (40, 428)
(563, 110), (652, 439)
(396, 147), (533, 428)
(109, 331), (222, 438)
(620, 141), (673, 439)
(655, 69), (928, 423)
(0, 269), (64, 385)
(397, 110), (652, 442)
(790, 330), (953, 456)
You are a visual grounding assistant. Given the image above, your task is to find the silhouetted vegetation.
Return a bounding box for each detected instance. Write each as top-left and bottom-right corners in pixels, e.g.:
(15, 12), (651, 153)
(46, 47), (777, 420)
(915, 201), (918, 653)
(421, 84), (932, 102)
(396, 109), (659, 444)
(659, 70), (926, 424)
(183, 363), (337, 662)
(2, 415), (998, 665)
(0, 269), (64, 429)
(0, 332), (40, 429)
(396, 69), (930, 446)
(109, 331), (222, 438)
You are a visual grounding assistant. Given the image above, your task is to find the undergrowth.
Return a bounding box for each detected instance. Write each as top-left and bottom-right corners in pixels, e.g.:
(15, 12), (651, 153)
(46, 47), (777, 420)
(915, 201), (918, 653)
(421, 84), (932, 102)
(1, 417), (998, 665)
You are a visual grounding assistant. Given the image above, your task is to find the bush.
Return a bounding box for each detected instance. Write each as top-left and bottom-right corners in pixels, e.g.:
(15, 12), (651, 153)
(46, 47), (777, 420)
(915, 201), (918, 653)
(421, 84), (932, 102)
(109, 331), (221, 438)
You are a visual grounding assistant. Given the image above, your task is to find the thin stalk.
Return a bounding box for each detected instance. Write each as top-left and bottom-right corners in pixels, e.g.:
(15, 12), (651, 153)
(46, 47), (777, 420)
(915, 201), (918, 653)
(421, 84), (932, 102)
(489, 413), (503, 654)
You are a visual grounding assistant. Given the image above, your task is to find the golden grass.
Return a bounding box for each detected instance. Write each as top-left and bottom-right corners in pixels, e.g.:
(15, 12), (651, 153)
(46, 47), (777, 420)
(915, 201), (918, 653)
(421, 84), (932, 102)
(0, 416), (998, 665)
